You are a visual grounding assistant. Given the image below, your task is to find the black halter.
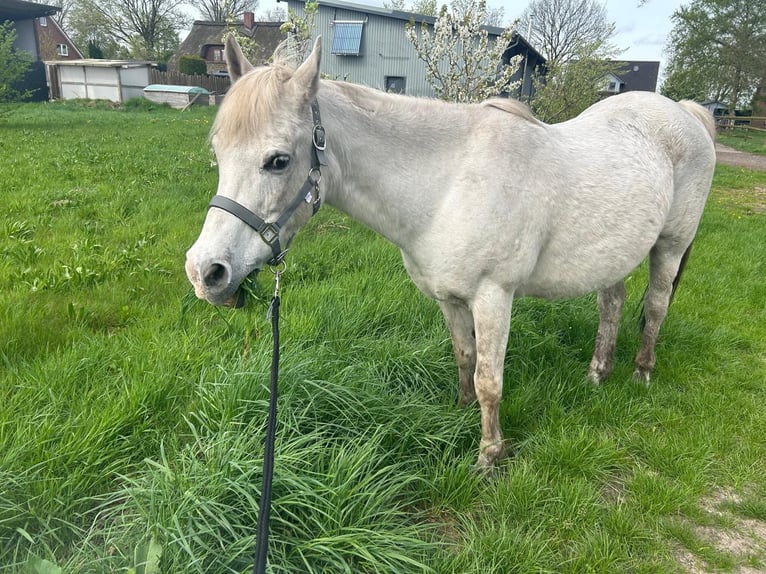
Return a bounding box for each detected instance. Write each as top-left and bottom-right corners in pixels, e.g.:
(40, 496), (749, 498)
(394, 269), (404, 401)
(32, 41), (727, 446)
(208, 99), (327, 266)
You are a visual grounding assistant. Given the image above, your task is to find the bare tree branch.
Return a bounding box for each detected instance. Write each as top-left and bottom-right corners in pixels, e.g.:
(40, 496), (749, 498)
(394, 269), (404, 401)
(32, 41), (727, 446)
(191, 0), (260, 22)
(519, 0), (617, 64)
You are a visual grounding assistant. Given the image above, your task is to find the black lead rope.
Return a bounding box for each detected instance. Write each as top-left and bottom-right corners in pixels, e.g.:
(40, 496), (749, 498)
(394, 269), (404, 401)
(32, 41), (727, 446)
(253, 267), (283, 574)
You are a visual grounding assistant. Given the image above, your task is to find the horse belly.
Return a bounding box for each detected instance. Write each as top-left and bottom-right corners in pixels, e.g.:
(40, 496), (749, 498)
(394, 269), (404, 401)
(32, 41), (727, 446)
(518, 213), (663, 299)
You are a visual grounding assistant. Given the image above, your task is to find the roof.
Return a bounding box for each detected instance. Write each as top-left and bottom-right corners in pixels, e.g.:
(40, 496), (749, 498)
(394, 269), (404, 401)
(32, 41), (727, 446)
(0, 0), (59, 20)
(610, 60), (660, 93)
(170, 20), (285, 70)
(45, 59), (155, 67)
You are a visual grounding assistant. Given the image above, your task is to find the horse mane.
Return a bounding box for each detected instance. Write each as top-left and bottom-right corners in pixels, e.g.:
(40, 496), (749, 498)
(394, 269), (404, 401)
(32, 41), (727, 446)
(210, 40), (307, 147)
(210, 64), (293, 147)
(212, 40), (541, 146)
(483, 97), (541, 124)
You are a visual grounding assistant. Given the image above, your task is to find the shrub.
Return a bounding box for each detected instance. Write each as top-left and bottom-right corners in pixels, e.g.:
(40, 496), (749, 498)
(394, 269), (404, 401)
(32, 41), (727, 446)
(179, 55), (207, 75)
(0, 21), (34, 102)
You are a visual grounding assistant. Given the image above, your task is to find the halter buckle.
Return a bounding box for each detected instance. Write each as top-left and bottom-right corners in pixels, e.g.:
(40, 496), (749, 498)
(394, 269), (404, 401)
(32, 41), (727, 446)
(312, 125), (326, 151)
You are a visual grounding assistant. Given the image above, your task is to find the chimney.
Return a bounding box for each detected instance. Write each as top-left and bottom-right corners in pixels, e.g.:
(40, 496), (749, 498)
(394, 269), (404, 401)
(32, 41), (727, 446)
(243, 11), (254, 30)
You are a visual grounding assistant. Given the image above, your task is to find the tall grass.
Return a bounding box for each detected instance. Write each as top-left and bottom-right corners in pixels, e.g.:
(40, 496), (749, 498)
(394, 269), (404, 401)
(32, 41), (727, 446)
(1, 102), (765, 573)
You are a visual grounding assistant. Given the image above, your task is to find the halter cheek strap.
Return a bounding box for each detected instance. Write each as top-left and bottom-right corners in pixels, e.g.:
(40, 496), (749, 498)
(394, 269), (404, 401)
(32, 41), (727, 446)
(208, 99), (326, 266)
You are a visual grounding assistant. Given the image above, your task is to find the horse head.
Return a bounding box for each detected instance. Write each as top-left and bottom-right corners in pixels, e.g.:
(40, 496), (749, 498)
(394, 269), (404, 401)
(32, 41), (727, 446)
(185, 36), (323, 307)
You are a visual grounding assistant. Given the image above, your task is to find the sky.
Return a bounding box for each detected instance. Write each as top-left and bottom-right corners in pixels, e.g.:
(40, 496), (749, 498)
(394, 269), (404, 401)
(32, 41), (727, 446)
(497, 0), (686, 66)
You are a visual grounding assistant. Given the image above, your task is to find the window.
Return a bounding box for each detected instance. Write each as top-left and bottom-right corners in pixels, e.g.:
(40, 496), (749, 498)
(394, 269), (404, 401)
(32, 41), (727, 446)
(607, 81), (617, 92)
(385, 76), (406, 94)
(57, 44), (68, 56)
(39, 16), (47, 26)
(331, 21), (364, 56)
(212, 48), (224, 61)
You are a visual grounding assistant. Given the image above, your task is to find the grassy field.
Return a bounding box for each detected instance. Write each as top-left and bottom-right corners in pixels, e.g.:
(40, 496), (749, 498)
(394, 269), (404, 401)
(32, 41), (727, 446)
(716, 128), (766, 155)
(1, 101), (765, 573)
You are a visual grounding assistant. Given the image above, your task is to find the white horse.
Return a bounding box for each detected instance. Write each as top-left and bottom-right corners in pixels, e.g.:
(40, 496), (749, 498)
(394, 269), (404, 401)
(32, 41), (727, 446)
(186, 37), (716, 468)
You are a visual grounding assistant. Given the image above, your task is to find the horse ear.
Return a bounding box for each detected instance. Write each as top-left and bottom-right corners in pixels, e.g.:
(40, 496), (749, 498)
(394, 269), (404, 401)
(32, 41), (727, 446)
(225, 35), (254, 82)
(290, 36), (322, 102)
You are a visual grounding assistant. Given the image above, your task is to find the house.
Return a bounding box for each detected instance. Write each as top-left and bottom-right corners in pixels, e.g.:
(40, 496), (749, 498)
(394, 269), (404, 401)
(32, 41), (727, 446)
(1, 0), (82, 60)
(602, 61), (660, 95)
(169, 14), (285, 73)
(700, 100), (728, 117)
(277, 0), (544, 99)
(503, 31), (546, 102)
(34, 12), (83, 61)
(1, 0), (82, 99)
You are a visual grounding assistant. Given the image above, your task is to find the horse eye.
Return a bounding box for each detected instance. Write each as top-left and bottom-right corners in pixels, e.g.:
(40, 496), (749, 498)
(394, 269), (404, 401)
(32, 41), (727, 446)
(265, 155), (290, 171)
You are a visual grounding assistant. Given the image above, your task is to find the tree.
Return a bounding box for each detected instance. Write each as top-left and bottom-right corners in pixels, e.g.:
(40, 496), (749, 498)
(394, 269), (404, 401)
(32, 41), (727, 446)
(661, 0), (765, 109)
(276, 0), (318, 64)
(386, 0), (502, 22)
(530, 39), (618, 122)
(28, 0), (76, 32)
(515, 0), (620, 122)
(87, 40), (104, 59)
(261, 6), (287, 22)
(0, 21), (34, 102)
(68, 0), (186, 61)
(451, 0), (504, 27)
(519, 0), (616, 64)
(405, 0), (518, 102)
(191, 0), (259, 22)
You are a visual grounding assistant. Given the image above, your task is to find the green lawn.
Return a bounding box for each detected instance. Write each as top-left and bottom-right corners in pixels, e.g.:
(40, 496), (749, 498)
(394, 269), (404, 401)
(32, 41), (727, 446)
(1, 101), (765, 573)
(717, 127), (766, 155)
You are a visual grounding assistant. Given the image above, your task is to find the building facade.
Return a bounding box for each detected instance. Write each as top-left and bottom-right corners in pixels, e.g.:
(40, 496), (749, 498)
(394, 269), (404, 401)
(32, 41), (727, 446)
(277, 0), (543, 99)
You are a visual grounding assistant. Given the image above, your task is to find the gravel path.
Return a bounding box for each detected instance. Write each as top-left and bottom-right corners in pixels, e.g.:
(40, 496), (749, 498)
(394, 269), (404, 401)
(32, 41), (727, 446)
(715, 143), (766, 171)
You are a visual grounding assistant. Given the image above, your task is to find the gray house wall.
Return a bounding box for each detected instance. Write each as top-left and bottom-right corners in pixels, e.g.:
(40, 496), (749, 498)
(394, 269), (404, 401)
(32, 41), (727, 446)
(281, 0), (437, 96)
(278, 0), (545, 100)
(12, 19), (39, 57)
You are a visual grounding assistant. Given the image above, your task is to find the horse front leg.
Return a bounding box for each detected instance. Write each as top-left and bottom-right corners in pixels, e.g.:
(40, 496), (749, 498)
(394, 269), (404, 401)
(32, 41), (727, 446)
(471, 285), (514, 468)
(439, 301), (477, 406)
(589, 280), (627, 384)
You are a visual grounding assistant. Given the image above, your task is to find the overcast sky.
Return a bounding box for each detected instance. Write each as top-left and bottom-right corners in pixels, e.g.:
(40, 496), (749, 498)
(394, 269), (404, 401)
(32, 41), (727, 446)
(497, 0), (686, 65)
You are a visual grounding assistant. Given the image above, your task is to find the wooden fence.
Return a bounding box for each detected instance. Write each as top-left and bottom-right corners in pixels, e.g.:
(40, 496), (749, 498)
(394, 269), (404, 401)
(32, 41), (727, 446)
(715, 115), (766, 132)
(149, 69), (231, 94)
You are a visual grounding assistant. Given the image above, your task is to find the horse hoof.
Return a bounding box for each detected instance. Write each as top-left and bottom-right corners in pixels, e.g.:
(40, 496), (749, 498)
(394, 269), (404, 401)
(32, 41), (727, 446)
(632, 368), (651, 387)
(587, 370), (605, 386)
(476, 440), (507, 469)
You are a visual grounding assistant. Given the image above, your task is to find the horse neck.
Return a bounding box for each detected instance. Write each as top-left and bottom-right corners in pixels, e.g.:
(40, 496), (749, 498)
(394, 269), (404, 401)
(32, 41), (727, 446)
(317, 81), (468, 249)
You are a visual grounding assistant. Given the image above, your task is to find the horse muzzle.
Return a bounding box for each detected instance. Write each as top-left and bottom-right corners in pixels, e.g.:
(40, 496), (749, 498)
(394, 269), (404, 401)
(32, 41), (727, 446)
(185, 257), (247, 308)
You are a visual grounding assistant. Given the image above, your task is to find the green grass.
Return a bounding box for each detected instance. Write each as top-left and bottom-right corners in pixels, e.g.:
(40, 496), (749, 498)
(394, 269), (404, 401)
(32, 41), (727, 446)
(1, 101), (765, 573)
(716, 128), (766, 155)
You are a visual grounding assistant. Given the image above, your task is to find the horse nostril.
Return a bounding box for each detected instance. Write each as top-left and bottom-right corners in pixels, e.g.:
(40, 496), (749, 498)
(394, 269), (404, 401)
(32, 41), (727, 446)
(203, 263), (229, 288)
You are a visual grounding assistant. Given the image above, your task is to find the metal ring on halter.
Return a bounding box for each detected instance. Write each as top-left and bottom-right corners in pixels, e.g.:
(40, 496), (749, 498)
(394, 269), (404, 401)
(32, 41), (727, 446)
(269, 260), (287, 275)
(308, 167), (322, 185)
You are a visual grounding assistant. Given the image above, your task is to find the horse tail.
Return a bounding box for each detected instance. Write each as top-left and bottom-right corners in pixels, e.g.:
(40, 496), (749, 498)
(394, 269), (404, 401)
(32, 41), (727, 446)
(638, 243), (694, 331)
(678, 100), (716, 142)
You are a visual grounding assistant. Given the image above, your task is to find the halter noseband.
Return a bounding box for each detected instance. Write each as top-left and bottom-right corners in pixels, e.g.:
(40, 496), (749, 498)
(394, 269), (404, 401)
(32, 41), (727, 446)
(207, 99), (326, 266)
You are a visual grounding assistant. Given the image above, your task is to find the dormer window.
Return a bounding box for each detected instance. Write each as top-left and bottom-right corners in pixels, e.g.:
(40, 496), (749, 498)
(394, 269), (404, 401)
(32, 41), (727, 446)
(39, 16), (47, 26)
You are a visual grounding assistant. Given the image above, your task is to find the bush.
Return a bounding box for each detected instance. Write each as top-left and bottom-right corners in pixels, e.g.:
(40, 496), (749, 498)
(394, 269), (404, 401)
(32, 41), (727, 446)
(179, 55), (207, 75)
(0, 21), (34, 102)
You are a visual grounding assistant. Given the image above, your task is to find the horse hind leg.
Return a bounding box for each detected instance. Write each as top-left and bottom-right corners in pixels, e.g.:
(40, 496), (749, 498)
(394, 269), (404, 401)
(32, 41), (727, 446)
(589, 280), (627, 384)
(439, 301), (477, 406)
(634, 240), (693, 384)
